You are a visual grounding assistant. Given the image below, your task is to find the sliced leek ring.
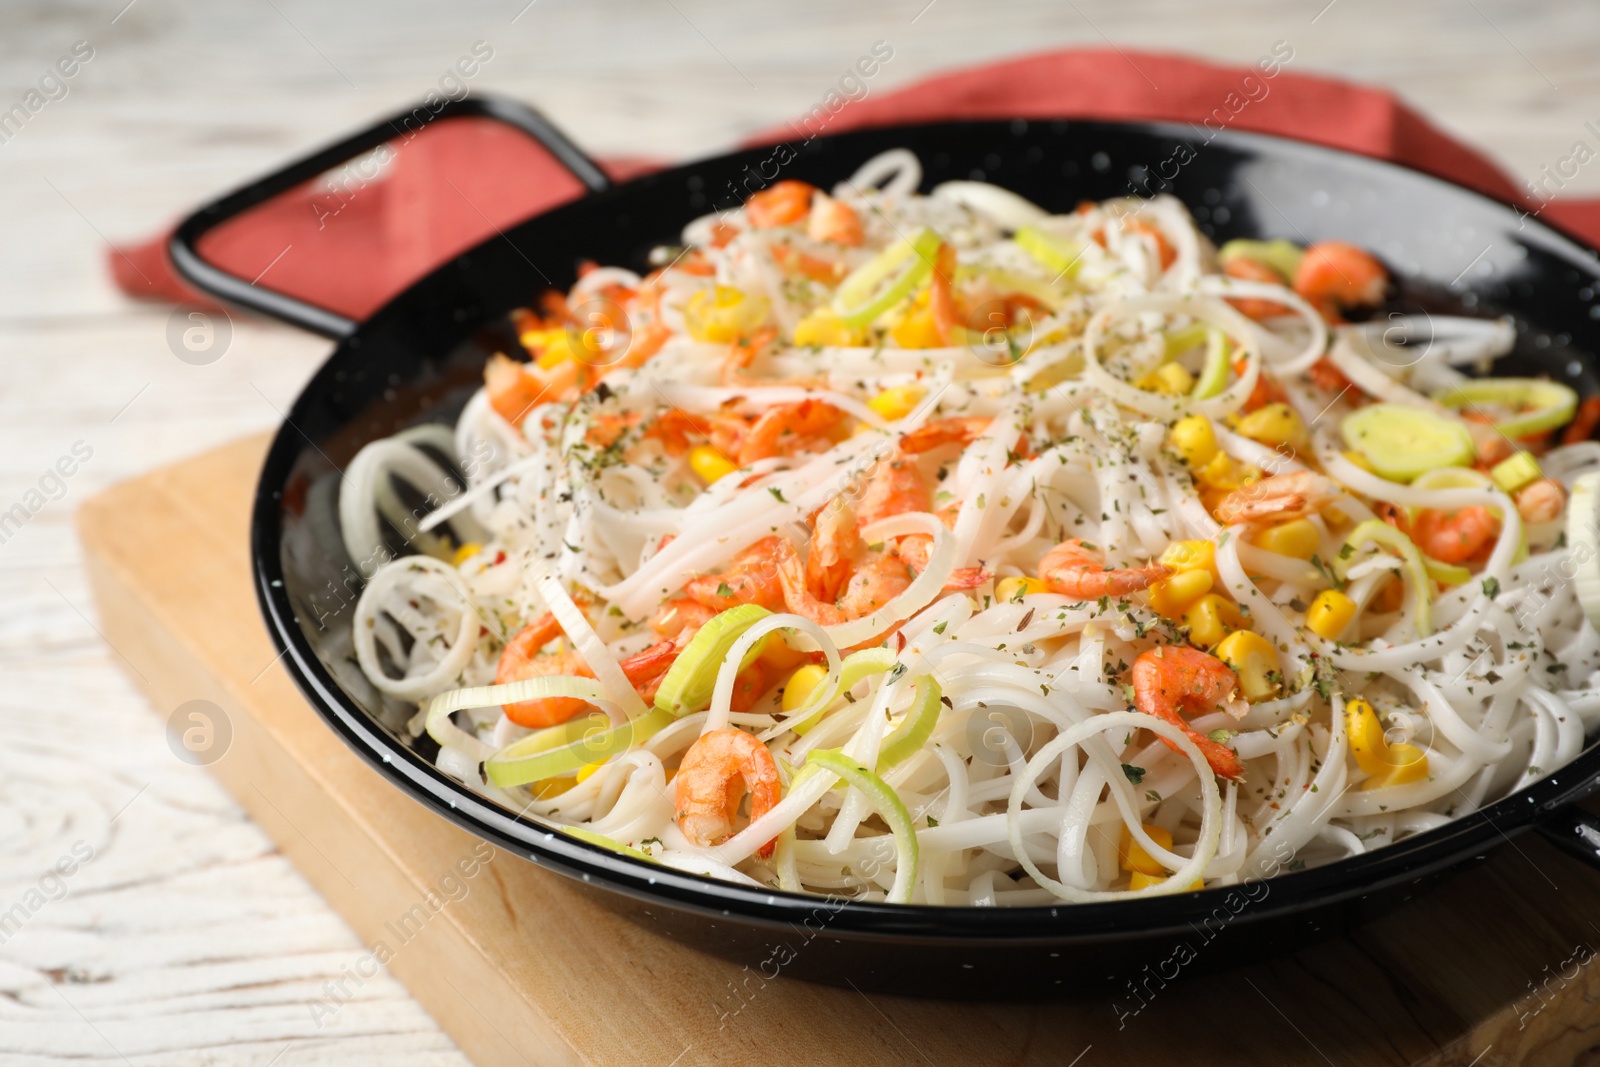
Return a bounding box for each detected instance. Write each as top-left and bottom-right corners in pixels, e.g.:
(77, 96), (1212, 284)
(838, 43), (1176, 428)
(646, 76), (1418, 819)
(1432, 378), (1578, 439)
(1015, 227), (1083, 279)
(1567, 472), (1600, 629)
(1341, 403), (1474, 482)
(485, 706), (675, 788)
(653, 604), (771, 717)
(831, 227), (940, 326)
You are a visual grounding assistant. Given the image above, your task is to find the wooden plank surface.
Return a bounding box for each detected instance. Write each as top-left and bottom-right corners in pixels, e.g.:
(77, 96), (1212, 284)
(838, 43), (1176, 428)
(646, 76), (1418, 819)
(70, 432), (1600, 1067)
(7, 1), (1600, 1062)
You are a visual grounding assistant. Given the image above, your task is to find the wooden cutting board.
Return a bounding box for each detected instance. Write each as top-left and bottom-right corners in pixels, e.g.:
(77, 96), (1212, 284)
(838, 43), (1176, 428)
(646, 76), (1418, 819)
(77, 433), (1600, 1067)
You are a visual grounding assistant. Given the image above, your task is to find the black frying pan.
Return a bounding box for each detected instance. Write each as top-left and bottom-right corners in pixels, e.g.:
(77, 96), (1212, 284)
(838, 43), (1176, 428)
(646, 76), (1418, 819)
(172, 96), (1600, 998)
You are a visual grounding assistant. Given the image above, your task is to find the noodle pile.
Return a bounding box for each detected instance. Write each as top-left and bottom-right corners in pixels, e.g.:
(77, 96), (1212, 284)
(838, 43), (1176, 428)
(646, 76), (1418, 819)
(339, 150), (1600, 905)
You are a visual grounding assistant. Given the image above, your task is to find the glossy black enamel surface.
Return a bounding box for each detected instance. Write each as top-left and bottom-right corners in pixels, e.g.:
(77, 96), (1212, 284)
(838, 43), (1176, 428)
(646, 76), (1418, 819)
(227, 118), (1600, 997)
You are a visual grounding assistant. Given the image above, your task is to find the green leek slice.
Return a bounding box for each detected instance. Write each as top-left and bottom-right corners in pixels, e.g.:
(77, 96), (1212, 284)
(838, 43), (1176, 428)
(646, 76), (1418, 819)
(805, 748), (920, 903)
(1163, 323), (1210, 359)
(1216, 238), (1303, 280)
(831, 227), (941, 327)
(1341, 403), (1475, 482)
(786, 647), (897, 735)
(1014, 227), (1083, 279)
(653, 604), (771, 717)
(1340, 519), (1434, 636)
(1431, 378), (1578, 439)
(1192, 328), (1232, 400)
(876, 675), (943, 772)
(486, 706), (675, 788)
(561, 826), (652, 861)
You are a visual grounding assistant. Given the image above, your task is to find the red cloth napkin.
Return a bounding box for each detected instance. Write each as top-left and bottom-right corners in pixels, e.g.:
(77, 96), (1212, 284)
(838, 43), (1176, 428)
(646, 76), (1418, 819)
(110, 48), (1600, 320)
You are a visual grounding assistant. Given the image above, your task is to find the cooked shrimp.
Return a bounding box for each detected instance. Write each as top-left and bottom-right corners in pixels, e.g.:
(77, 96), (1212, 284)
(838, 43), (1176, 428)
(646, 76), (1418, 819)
(1131, 646), (1247, 781)
(806, 193), (864, 246)
(1306, 356), (1354, 396)
(496, 625), (678, 728)
(774, 537), (911, 633)
(1222, 256), (1293, 321)
(484, 352), (553, 426)
(745, 180), (815, 229)
(681, 535), (788, 612)
(721, 325), (781, 387)
(1293, 241), (1387, 322)
(1514, 478), (1566, 524)
(1563, 395), (1600, 446)
(675, 727), (782, 857)
(650, 597), (715, 641)
(772, 243), (847, 284)
(1038, 539), (1172, 599)
(645, 408), (749, 457)
(929, 242), (963, 345)
(808, 497), (866, 603)
(738, 398), (847, 465)
(1211, 471), (1337, 525)
(893, 501), (990, 590)
(856, 454), (932, 526)
(1410, 505), (1499, 564)
(1124, 217), (1177, 271)
(899, 416), (992, 455)
(836, 550), (915, 618)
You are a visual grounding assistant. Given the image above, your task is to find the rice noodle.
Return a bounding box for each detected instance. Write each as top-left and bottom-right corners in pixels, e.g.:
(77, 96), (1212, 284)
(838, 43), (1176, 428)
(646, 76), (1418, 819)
(337, 147), (1599, 906)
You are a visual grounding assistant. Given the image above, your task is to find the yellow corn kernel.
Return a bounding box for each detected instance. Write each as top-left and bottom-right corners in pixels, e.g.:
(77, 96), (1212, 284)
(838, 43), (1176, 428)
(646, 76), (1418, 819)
(892, 304), (943, 349)
(1118, 823), (1173, 876)
(1147, 568), (1214, 619)
(452, 541), (483, 566)
(1233, 402), (1309, 452)
(1342, 449), (1376, 474)
(1137, 362), (1196, 396)
(535, 330), (577, 369)
(1490, 451), (1543, 494)
(782, 663), (829, 716)
(1168, 414), (1219, 467)
(574, 761), (606, 784)
(1196, 451), (1260, 492)
(868, 384), (927, 422)
(997, 575), (1048, 602)
(1361, 742), (1429, 790)
(1343, 698), (1389, 776)
(684, 285), (770, 343)
(794, 307), (866, 347)
(1182, 593), (1243, 648)
(1159, 539), (1220, 582)
(1215, 630), (1280, 701)
(1128, 870), (1205, 892)
(1305, 588), (1357, 641)
(530, 776), (576, 799)
(688, 444), (738, 485)
(1251, 518), (1320, 560)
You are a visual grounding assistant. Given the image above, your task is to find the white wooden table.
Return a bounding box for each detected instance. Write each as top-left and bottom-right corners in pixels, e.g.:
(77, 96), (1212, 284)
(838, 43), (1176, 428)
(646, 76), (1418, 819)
(1, 1), (1594, 1063)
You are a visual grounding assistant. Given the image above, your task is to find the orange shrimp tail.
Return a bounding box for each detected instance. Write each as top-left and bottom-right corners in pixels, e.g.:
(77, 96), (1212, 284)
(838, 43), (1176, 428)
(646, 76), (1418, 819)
(1131, 648), (1246, 782)
(1038, 539), (1172, 599)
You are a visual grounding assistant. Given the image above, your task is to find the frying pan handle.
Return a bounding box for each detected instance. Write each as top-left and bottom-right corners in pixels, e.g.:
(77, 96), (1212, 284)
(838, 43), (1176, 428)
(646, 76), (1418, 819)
(168, 95), (611, 340)
(1536, 806), (1600, 871)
